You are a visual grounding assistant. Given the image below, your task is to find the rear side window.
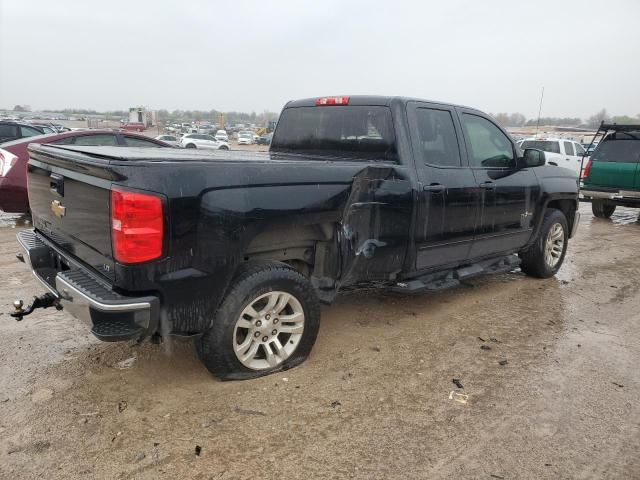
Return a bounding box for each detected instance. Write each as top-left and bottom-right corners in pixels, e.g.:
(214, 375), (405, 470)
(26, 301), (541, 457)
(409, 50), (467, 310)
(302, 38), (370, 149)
(50, 137), (74, 145)
(0, 124), (18, 140)
(124, 137), (162, 147)
(461, 114), (514, 168)
(575, 143), (586, 156)
(271, 106), (398, 161)
(414, 108), (461, 167)
(74, 134), (118, 146)
(563, 141), (575, 156)
(592, 132), (640, 163)
(520, 140), (561, 154)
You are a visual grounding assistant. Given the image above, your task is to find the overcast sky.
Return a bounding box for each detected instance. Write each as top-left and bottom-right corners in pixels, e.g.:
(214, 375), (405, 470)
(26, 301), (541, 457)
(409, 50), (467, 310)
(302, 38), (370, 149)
(1, 0), (639, 119)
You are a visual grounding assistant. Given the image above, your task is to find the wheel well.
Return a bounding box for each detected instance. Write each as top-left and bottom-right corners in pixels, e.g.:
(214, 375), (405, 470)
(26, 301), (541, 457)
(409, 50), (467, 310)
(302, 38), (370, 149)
(546, 199), (576, 230)
(241, 223), (335, 277)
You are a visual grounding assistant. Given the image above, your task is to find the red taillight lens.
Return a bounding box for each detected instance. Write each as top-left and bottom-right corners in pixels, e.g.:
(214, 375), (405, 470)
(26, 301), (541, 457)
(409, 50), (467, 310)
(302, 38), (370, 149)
(582, 158), (591, 180)
(111, 188), (163, 264)
(315, 96), (349, 106)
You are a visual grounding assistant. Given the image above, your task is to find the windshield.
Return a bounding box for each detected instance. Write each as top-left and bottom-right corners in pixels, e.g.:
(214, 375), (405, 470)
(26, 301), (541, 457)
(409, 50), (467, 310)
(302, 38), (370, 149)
(592, 132), (640, 162)
(520, 140), (560, 154)
(270, 105), (398, 161)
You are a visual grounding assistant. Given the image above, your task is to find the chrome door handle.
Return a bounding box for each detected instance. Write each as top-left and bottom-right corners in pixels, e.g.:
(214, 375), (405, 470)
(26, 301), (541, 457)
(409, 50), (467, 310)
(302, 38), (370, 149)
(479, 181), (495, 190)
(423, 183), (445, 193)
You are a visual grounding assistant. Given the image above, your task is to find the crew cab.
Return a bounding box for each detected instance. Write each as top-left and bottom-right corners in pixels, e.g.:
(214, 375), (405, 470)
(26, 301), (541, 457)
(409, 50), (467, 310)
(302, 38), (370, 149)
(13, 96), (579, 380)
(519, 137), (586, 176)
(581, 124), (640, 218)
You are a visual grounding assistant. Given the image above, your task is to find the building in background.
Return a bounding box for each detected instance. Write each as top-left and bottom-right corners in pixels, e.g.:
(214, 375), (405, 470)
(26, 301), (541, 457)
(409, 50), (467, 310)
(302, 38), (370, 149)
(128, 107), (157, 127)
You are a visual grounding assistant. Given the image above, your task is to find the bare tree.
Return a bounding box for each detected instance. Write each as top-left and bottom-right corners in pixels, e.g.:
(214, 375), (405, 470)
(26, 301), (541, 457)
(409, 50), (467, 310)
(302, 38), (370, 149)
(586, 109), (609, 128)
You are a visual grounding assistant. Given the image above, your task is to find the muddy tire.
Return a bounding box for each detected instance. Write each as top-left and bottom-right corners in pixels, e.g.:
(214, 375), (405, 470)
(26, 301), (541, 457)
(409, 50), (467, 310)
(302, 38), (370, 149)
(592, 200), (616, 219)
(196, 261), (321, 380)
(519, 209), (568, 279)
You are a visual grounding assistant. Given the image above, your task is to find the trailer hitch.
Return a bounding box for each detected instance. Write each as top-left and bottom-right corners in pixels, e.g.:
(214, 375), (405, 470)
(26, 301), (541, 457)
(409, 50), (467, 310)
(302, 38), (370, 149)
(10, 293), (62, 321)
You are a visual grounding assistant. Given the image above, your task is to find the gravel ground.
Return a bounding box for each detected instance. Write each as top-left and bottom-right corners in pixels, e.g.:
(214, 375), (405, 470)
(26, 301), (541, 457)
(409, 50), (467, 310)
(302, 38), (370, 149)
(0, 204), (639, 479)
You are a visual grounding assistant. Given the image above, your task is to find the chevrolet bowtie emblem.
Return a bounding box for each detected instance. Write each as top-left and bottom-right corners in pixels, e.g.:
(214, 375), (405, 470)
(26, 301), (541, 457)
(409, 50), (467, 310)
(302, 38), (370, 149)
(51, 200), (66, 218)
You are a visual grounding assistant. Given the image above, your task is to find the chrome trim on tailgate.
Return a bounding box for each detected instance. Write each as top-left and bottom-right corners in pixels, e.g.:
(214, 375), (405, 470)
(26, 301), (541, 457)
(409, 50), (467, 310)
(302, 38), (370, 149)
(581, 189), (640, 200)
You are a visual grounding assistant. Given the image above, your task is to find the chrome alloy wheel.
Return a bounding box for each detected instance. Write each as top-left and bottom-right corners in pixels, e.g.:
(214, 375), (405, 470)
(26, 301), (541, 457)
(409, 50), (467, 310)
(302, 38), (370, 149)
(544, 223), (565, 268)
(233, 291), (305, 370)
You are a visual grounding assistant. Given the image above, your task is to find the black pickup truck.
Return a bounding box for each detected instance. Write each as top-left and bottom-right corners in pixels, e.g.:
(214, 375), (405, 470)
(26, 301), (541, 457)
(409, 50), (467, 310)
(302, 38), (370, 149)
(13, 96), (580, 379)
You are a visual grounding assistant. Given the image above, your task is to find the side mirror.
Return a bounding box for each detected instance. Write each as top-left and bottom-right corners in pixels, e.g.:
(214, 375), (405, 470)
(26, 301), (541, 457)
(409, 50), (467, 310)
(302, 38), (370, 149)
(520, 148), (546, 168)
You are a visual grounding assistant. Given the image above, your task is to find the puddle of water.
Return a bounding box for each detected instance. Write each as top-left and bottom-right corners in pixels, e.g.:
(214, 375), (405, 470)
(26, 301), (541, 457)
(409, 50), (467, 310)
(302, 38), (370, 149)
(0, 212), (31, 228)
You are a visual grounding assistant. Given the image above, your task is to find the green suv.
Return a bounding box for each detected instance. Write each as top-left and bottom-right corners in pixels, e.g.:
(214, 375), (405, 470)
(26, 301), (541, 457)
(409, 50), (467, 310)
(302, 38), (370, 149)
(582, 124), (640, 218)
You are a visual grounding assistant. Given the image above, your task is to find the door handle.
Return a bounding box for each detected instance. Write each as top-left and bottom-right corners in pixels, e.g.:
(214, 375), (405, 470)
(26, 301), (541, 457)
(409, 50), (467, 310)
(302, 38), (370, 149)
(423, 183), (445, 193)
(50, 173), (64, 196)
(479, 181), (495, 190)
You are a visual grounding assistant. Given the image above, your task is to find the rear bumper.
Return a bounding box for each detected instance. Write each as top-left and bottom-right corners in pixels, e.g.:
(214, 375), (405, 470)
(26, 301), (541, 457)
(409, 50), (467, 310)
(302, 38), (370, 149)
(581, 188), (640, 208)
(17, 230), (159, 342)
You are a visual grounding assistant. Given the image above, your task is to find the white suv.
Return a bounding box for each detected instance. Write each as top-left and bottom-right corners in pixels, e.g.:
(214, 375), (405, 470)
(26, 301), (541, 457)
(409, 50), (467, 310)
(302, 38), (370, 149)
(180, 134), (229, 150)
(519, 138), (586, 176)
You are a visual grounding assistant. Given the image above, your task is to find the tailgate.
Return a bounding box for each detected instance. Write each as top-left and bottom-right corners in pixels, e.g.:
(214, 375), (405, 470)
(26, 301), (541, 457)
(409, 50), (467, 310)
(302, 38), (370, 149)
(27, 144), (115, 280)
(586, 160), (638, 190)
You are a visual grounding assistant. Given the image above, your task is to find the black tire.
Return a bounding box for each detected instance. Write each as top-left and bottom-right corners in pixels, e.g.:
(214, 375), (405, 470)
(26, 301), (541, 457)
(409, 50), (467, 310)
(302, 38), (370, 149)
(219, 145), (229, 150)
(185, 143), (196, 149)
(592, 200), (616, 219)
(196, 261), (321, 380)
(519, 209), (569, 278)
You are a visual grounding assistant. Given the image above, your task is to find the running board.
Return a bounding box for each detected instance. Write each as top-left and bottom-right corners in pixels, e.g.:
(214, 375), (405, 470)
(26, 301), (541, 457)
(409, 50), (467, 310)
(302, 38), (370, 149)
(392, 255), (521, 294)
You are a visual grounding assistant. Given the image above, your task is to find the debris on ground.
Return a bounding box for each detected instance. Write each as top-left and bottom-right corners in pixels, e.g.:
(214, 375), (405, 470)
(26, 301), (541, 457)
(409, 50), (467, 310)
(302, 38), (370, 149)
(498, 360), (508, 366)
(118, 400), (128, 413)
(234, 406), (267, 416)
(477, 337), (486, 342)
(372, 345), (381, 352)
(330, 400), (342, 408)
(449, 391), (469, 405)
(115, 356), (137, 369)
(134, 452), (146, 463)
(490, 475), (505, 479)
(489, 337), (499, 343)
(195, 445), (202, 457)
(452, 379), (464, 389)
(612, 382), (624, 388)
(481, 345), (492, 351)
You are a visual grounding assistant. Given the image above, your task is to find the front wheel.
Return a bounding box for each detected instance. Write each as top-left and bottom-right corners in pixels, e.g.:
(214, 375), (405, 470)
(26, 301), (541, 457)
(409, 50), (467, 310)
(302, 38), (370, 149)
(219, 145), (229, 150)
(185, 143), (196, 149)
(519, 209), (568, 278)
(592, 200), (616, 219)
(196, 261), (321, 380)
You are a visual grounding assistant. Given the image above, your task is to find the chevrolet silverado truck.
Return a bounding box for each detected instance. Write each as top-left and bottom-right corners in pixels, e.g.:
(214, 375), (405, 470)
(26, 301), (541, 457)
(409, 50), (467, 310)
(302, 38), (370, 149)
(581, 123), (640, 218)
(12, 96), (580, 380)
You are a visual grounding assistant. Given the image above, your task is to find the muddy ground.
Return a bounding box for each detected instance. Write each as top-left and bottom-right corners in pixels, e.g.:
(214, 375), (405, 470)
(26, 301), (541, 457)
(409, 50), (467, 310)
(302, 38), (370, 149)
(0, 204), (639, 479)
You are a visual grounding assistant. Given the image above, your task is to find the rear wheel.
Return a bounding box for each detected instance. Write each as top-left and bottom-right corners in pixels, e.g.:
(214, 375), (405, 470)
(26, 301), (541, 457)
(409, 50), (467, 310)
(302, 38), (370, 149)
(185, 143), (197, 149)
(519, 209), (568, 278)
(592, 200), (616, 219)
(219, 145), (229, 150)
(196, 261), (321, 380)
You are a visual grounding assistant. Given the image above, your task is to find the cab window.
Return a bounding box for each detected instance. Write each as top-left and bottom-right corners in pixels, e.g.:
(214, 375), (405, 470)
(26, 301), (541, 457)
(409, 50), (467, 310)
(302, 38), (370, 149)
(73, 134), (119, 146)
(563, 141), (575, 156)
(124, 136), (162, 147)
(461, 114), (514, 168)
(414, 108), (461, 167)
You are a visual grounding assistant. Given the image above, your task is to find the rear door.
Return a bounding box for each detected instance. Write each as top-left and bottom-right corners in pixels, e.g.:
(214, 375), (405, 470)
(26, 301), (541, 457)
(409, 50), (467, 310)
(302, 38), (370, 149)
(586, 132), (640, 190)
(562, 140), (580, 175)
(407, 102), (479, 270)
(458, 111), (541, 258)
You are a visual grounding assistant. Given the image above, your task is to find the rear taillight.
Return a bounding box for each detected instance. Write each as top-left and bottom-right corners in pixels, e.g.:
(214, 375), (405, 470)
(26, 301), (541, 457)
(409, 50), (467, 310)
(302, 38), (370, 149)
(0, 149), (18, 177)
(581, 158), (591, 180)
(111, 188), (164, 264)
(315, 96), (349, 106)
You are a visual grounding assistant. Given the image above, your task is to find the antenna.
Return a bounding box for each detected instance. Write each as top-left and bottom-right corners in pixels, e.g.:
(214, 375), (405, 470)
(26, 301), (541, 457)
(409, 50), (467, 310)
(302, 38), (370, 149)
(534, 87), (545, 136)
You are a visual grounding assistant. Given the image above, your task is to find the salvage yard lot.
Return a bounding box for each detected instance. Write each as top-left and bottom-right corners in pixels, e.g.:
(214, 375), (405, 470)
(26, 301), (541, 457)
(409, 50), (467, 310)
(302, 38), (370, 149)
(0, 205), (639, 479)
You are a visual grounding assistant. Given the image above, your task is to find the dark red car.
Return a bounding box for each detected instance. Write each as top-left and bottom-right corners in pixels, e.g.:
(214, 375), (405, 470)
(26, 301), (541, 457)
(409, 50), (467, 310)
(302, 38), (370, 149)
(0, 130), (172, 213)
(121, 122), (146, 132)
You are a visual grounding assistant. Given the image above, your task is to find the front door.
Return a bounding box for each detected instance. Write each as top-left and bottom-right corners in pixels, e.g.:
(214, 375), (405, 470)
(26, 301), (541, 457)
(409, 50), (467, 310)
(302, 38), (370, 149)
(457, 111), (541, 259)
(407, 102), (480, 270)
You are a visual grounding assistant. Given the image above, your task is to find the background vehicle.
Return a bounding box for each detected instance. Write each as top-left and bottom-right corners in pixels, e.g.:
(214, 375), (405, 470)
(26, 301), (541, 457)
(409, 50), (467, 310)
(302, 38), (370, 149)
(237, 131), (253, 145)
(0, 121), (46, 144)
(519, 137), (585, 175)
(215, 130), (229, 142)
(0, 131), (171, 213)
(121, 122), (146, 132)
(256, 133), (273, 145)
(15, 95), (579, 380)
(581, 124), (640, 218)
(155, 134), (181, 147)
(180, 133), (229, 149)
